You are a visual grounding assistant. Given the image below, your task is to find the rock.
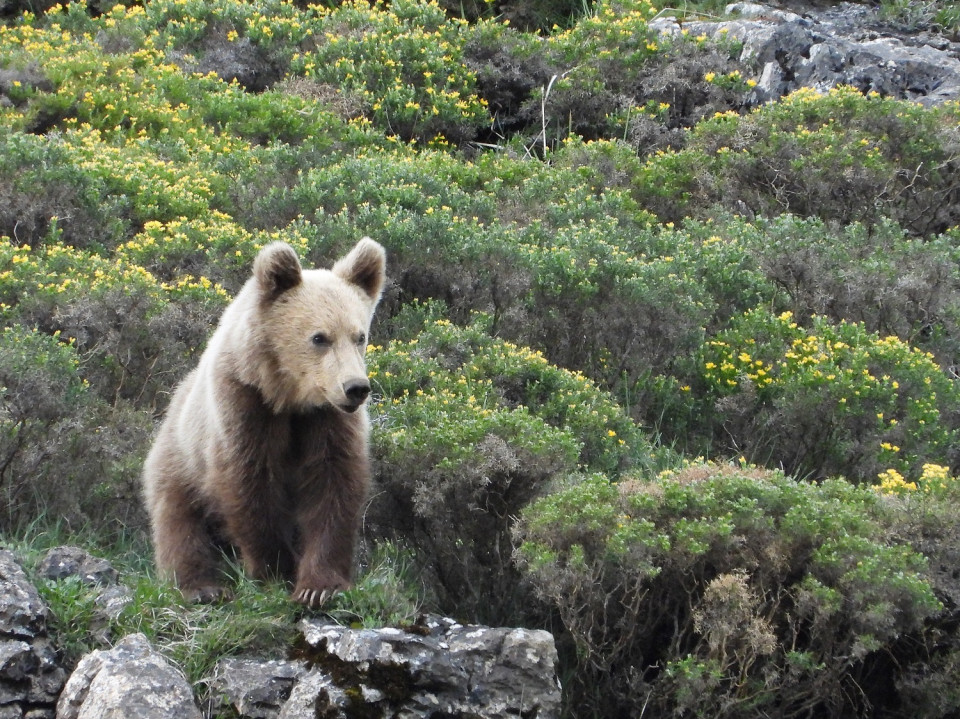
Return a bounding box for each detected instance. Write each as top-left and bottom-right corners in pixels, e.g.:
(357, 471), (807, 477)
(0, 551), (67, 718)
(37, 547), (118, 587)
(293, 615), (561, 718)
(663, 1), (960, 106)
(208, 616), (561, 718)
(278, 672), (349, 719)
(56, 633), (200, 719)
(92, 585), (133, 624)
(208, 658), (305, 719)
(36, 547), (131, 645)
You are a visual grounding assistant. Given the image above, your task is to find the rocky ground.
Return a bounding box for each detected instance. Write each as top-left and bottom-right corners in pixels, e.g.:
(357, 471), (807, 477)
(678, 1), (960, 106)
(0, 547), (561, 719)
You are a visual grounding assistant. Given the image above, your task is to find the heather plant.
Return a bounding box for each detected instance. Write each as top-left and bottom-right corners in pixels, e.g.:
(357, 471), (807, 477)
(0, 323), (153, 531)
(700, 308), (960, 482)
(874, 466), (960, 716)
(690, 214), (960, 363)
(0, 133), (126, 250)
(0, 236), (225, 408)
(516, 463), (944, 717)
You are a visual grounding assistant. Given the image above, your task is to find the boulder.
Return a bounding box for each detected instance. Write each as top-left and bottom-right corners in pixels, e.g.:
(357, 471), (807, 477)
(208, 615), (561, 718)
(56, 633), (200, 719)
(37, 548), (118, 588)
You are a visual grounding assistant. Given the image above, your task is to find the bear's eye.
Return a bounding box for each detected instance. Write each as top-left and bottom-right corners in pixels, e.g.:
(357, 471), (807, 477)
(311, 332), (331, 347)
(357, 332), (367, 347)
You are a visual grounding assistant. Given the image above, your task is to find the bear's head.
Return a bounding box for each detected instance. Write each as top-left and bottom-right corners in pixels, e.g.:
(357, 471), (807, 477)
(250, 238), (386, 414)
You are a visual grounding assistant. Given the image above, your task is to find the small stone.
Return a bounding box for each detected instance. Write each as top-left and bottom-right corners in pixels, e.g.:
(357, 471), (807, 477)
(37, 547), (118, 587)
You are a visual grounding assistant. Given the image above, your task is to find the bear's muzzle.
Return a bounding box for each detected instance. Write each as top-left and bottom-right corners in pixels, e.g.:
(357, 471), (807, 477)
(341, 378), (371, 412)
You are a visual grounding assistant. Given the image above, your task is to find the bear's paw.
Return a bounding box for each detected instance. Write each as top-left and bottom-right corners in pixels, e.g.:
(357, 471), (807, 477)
(293, 572), (350, 608)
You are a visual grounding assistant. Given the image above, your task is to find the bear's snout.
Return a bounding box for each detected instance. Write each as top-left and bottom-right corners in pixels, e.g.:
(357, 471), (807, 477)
(341, 378), (371, 412)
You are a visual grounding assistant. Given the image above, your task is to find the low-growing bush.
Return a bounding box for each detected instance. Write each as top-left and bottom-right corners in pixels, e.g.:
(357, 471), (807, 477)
(0, 324), (152, 532)
(635, 86), (960, 236)
(289, 0), (490, 144)
(0, 237), (226, 409)
(0, 133), (126, 250)
(516, 463), (945, 717)
(689, 214), (960, 363)
(699, 308), (960, 482)
(365, 311), (656, 622)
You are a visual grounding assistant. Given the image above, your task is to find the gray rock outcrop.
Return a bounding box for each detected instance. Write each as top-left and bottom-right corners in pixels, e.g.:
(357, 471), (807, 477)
(208, 615), (562, 719)
(0, 551), (66, 719)
(0, 546), (561, 718)
(653, 1), (960, 106)
(56, 633), (200, 719)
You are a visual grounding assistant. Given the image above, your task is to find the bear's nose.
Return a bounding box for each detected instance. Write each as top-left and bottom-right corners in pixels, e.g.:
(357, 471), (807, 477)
(343, 379), (371, 408)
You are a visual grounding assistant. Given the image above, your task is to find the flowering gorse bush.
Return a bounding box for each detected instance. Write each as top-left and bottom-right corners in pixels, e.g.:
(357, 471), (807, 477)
(875, 463), (957, 497)
(365, 312), (655, 621)
(290, 0), (489, 142)
(701, 308), (958, 482)
(636, 85), (960, 235)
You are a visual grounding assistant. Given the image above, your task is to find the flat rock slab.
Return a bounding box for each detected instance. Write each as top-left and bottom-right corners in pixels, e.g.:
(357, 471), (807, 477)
(209, 615), (561, 719)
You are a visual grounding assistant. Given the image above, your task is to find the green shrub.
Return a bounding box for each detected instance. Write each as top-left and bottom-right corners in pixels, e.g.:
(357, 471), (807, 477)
(877, 475), (960, 716)
(636, 86), (960, 235)
(288, 0), (490, 143)
(516, 463), (943, 717)
(365, 312), (654, 621)
(692, 214), (960, 363)
(0, 236), (226, 408)
(699, 308), (959, 482)
(0, 133), (126, 250)
(0, 323), (152, 532)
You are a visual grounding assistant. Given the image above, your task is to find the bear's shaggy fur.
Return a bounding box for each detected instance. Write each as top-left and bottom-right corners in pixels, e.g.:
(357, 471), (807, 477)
(142, 238), (386, 607)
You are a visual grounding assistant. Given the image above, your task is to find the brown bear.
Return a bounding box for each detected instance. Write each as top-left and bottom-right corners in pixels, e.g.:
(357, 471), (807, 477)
(142, 238), (386, 607)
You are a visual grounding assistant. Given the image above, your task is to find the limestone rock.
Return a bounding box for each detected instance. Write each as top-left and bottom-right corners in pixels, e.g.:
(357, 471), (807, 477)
(295, 615), (561, 718)
(0, 552), (49, 640)
(208, 616), (561, 718)
(0, 551), (67, 719)
(208, 658), (305, 719)
(658, 1), (960, 106)
(56, 633), (200, 719)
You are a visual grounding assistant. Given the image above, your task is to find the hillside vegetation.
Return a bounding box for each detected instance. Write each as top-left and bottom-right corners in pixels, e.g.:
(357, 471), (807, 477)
(3, 0), (960, 715)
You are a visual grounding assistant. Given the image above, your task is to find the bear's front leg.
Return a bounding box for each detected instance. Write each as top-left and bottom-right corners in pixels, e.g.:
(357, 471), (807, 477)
(149, 477), (229, 603)
(292, 477), (366, 608)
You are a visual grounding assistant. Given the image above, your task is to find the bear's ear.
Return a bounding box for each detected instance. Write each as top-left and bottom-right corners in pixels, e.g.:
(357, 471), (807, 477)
(332, 237), (386, 303)
(254, 242), (302, 300)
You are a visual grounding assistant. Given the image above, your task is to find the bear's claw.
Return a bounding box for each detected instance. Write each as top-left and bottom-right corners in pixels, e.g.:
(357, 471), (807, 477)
(294, 587), (334, 608)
